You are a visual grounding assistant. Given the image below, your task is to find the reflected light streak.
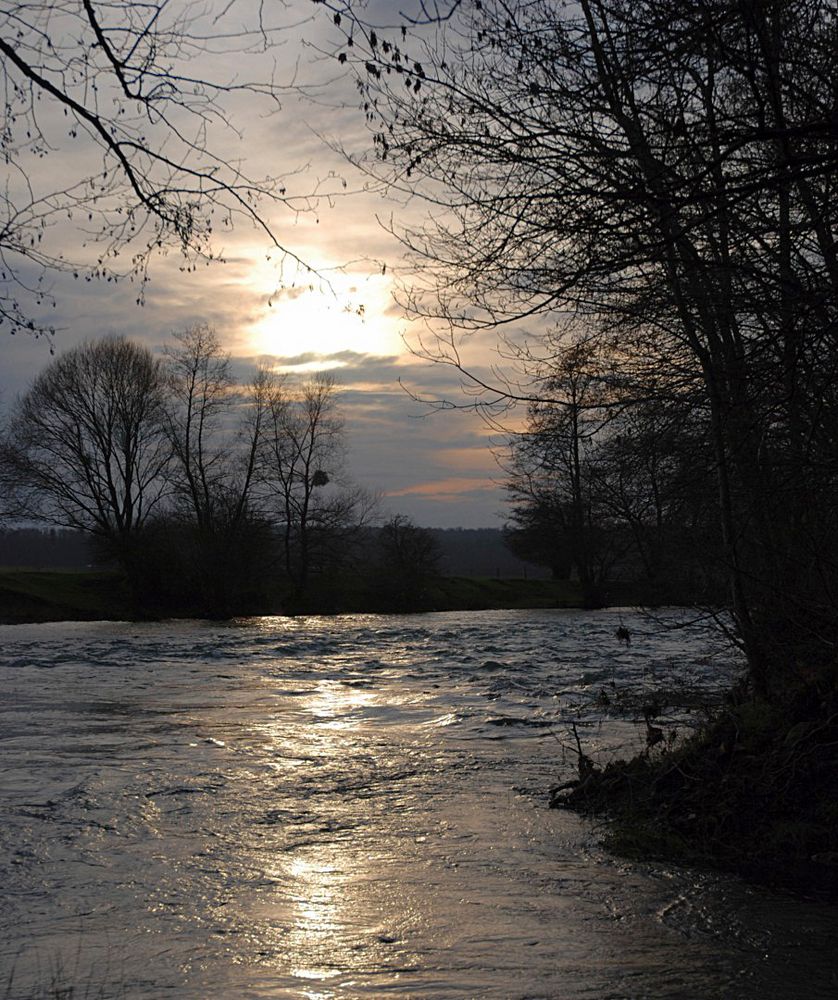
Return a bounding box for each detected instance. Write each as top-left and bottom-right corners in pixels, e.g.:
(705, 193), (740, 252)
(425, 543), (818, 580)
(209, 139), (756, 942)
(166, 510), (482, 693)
(239, 648), (424, 993)
(285, 854), (343, 985)
(250, 674), (392, 988)
(306, 679), (379, 731)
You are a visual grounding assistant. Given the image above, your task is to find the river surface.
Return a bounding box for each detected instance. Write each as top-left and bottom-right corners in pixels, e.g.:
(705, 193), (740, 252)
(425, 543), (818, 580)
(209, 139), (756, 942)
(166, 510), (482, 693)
(1, 609), (836, 998)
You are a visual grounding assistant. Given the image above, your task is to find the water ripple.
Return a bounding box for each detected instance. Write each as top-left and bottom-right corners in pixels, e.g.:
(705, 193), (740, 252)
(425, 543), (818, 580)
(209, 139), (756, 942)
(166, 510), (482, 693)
(0, 609), (835, 999)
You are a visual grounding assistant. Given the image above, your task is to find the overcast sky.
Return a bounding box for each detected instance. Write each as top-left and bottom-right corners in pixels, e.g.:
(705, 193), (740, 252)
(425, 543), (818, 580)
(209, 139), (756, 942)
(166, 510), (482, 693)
(1, 0), (527, 527)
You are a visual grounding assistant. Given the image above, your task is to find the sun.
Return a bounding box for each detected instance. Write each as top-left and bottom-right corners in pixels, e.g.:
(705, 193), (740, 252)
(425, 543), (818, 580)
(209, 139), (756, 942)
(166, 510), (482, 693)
(250, 272), (403, 363)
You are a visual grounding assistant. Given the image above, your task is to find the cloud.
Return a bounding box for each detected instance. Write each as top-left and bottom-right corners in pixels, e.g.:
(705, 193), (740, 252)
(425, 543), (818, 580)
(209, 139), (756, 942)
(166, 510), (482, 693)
(0, 4), (525, 529)
(270, 285), (311, 302)
(378, 483), (507, 529)
(386, 477), (496, 499)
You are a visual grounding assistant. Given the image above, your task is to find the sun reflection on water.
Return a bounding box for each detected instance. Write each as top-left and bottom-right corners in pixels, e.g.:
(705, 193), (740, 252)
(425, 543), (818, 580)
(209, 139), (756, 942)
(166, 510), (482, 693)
(243, 665), (421, 994)
(306, 680), (379, 731)
(285, 854), (344, 985)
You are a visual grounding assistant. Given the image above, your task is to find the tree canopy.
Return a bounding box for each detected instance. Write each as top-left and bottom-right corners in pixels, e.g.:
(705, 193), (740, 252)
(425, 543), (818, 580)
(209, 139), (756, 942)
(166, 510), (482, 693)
(0, 329), (372, 612)
(0, 337), (169, 544)
(328, 0), (838, 695)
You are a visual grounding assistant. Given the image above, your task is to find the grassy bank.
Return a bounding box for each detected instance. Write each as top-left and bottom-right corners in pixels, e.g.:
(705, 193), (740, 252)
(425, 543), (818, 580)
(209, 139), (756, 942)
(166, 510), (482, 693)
(0, 568), (134, 623)
(0, 568), (639, 623)
(421, 577), (662, 610)
(554, 684), (838, 900)
(416, 575), (585, 611)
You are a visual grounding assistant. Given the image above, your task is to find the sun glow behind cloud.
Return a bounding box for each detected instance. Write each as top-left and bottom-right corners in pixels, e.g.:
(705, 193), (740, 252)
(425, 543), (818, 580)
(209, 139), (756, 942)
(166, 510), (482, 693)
(0, 53), (513, 530)
(248, 269), (404, 365)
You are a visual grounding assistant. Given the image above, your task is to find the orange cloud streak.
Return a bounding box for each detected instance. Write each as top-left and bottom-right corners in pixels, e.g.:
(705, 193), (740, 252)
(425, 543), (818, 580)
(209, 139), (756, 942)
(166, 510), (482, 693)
(386, 477), (495, 498)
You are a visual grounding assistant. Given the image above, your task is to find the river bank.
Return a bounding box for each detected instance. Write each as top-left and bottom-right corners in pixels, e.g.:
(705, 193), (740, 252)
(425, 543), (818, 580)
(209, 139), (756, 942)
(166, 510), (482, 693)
(9, 572), (830, 906)
(0, 568), (647, 623)
(555, 681), (838, 903)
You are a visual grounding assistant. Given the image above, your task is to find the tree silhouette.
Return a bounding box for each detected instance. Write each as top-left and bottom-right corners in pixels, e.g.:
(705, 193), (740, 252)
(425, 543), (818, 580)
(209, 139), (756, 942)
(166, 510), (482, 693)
(258, 373), (374, 601)
(0, 337), (170, 566)
(160, 324), (272, 613)
(1, 0), (311, 338)
(373, 514), (441, 610)
(327, 0), (838, 696)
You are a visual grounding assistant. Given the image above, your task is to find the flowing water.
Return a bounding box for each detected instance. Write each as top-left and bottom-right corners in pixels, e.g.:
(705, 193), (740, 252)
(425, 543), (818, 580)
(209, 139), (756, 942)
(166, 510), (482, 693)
(0, 609), (836, 999)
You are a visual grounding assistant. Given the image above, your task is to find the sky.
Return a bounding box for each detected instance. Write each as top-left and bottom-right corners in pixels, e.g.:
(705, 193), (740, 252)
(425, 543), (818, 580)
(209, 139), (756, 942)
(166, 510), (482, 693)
(0, 0), (524, 529)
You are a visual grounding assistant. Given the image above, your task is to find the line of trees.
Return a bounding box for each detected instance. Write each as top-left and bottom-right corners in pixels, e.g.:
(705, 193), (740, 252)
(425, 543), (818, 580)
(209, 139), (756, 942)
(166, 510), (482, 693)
(328, 0), (838, 701)
(503, 329), (722, 606)
(0, 328), (380, 615)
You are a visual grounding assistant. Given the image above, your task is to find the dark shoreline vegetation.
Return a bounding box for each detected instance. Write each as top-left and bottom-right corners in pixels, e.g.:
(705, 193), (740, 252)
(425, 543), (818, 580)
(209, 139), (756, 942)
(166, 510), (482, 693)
(553, 683), (838, 904)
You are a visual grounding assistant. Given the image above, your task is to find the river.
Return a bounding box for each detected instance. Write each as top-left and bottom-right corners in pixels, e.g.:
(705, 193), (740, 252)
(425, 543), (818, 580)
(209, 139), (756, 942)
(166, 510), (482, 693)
(1, 609), (836, 998)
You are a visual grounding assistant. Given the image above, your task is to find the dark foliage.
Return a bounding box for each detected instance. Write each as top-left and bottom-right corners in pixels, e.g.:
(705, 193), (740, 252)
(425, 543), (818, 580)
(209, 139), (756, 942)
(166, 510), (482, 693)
(555, 680), (838, 899)
(366, 515), (442, 611)
(0, 329), (371, 618)
(329, 0), (838, 701)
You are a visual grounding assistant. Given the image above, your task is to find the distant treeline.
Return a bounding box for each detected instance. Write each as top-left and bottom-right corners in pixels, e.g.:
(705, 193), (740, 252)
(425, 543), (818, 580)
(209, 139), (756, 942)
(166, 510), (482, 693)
(426, 528), (550, 580)
(0, 327), (559, 617)
(0, 525), (547, 580)
(0, 528), (93, 569)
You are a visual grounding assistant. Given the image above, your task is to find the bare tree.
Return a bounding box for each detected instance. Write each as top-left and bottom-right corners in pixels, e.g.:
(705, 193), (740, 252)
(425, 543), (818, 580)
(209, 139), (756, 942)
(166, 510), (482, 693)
(1, 0), (312, 337)
(0, 337), (170, 564)
(325, 0), (838, 696)
(505, 322), (721, 597)
(164, 325), (235, 530)
(259, 373), (373, 601)
(161, 324), (272, 612)
(372, 514), (441, 610)
(504, 337), (617, 600)
(592, 398), (720, 592)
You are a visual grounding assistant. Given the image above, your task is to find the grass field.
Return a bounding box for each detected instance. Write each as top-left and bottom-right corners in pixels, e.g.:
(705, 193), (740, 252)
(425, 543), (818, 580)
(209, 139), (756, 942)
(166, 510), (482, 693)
(425, 575), (585, 610)
(0, 568), (133, 623)
(0, 568), (648, 623)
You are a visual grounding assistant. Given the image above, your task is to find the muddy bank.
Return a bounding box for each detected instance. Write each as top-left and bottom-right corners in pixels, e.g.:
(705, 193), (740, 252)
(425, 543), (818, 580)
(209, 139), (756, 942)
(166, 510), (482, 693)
(554, 684), (838, 901)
